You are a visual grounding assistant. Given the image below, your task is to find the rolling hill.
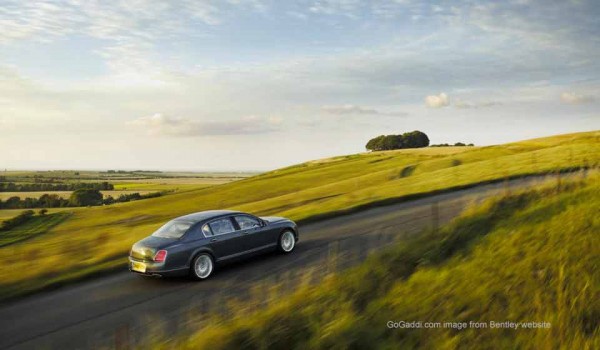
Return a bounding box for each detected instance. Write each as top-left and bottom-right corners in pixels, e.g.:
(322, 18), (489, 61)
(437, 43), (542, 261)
(0, 130), (598, 300)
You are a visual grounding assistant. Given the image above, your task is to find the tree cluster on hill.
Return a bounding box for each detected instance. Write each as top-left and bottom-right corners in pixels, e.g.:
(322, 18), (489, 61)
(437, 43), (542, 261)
(430, 142), (474, 147)
(0, 194), (70, 209)
(0, 182), (114, 192)
(102, 191), (163, 205)
(0, 190), (166, 209)
(68, 189), (103, 206)
(0, 210), (34, 231)
(365, 131), (430, 151)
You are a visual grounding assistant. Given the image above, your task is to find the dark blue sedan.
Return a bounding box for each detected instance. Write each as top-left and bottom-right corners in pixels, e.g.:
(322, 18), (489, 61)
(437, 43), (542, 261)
(129, 210), (298, 279)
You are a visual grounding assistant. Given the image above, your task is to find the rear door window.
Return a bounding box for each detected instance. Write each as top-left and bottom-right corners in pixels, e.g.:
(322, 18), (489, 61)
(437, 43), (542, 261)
(208, 218), (235, 235)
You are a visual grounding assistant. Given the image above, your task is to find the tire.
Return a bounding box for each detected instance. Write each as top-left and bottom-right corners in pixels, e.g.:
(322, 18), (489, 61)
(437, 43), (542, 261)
(278, 230), (296, 253)
(190, 253), (214, 280)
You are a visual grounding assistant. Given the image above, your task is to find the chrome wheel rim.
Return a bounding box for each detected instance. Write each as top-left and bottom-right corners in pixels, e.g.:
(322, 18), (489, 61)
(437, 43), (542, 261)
(281, 231), (295, 252)
(195, 255), (213, 279)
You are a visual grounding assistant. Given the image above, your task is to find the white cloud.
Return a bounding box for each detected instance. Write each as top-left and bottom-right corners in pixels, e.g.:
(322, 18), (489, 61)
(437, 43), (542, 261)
(454, 99), (501, 109)
(308, 0), (362, 16)
(322, 104), (379, 114)
(560, 92), (595, 105)
(424, 93), (449, 108)
(0, 0), (265, 44)
(321, 104), (406, 116)
(127, 113), (282, 137)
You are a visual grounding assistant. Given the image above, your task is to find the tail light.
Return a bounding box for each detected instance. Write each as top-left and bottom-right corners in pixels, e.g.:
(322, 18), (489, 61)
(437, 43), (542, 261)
(154, 250), (167, 262)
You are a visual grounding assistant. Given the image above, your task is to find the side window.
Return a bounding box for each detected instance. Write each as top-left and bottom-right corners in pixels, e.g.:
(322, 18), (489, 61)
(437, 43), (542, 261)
(201, 224), (212, 237)
(234, 215), (261, 230)
(208, 218), (235, 235)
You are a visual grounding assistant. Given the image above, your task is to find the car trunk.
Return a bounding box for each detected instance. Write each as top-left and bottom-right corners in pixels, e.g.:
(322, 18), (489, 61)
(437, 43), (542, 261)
(130, 236), (176, 261)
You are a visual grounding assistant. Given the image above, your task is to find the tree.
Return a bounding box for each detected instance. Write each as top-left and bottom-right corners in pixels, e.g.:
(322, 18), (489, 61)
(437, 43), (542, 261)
(365, 135), (386, 151)
(379, 135), (398, 150)
(5, 196), (21, 209)
(402, 131), (430, 148)
(365, 131), (430, 151)
(69, 189), (103, 207)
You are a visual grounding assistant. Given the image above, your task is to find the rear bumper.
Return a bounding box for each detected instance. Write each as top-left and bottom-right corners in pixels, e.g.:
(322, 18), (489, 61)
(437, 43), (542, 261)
(128, 257), (189, 277)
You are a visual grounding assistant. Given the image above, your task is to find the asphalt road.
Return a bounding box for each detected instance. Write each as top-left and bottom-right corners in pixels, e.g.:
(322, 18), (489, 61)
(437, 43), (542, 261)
(0, 176), (561, 349)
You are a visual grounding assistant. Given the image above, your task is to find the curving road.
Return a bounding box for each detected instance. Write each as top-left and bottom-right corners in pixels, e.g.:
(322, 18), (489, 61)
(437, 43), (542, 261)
(0, 176), (561, 349)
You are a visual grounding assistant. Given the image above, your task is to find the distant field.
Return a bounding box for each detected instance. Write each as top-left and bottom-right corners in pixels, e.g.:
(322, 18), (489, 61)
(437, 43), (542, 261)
(0, 170), (256, 182)
(0, 190), (154, 201)
(0, 171), (253, 208)
(0, 131), (598, 300)
(111, 177), (230, 191)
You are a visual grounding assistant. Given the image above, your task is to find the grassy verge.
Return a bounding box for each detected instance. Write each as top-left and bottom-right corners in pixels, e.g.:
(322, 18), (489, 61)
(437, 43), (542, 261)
(162, 174), (599, 349)
(0, 131), (598, 301)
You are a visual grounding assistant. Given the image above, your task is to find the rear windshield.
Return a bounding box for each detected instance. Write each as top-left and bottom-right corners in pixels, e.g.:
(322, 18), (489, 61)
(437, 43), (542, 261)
(151, 220), (193, 239)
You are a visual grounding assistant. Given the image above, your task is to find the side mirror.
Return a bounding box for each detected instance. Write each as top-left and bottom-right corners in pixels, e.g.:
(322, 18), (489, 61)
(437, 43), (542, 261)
(261, 219), (267, 227)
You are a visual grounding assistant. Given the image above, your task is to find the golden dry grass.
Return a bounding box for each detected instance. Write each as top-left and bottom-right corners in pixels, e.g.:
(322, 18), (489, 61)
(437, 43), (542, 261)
(171, 174), (600, 349)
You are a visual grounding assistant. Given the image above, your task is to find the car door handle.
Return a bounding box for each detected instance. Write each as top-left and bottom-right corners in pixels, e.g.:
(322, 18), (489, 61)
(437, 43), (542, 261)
(210, 238), (218, 242)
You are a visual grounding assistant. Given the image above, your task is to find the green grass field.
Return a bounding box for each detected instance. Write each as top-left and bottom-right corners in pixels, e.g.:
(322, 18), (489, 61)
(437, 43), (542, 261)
(0, 207), (77, 221)
(0, 212), (71, 247)
(167, 174), (599, 349)
(111, 177), (229, 192)
(0, 131), (598, 300)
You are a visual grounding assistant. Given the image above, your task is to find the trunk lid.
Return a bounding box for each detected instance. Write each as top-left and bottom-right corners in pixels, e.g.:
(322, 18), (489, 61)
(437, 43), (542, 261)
(130, 236), (176, 261)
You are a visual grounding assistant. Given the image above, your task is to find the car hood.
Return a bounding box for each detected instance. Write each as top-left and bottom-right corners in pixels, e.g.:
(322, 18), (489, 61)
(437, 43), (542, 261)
(131, 236), (177, 260)
(260, 216), (288, 223)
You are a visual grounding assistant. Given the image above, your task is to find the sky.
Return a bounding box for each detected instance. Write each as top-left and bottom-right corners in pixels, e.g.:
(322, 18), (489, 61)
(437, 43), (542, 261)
(0, 0), (599, 171)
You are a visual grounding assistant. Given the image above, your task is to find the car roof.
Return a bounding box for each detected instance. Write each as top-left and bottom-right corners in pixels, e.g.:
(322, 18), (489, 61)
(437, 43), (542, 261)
(174, 210), (244, 223)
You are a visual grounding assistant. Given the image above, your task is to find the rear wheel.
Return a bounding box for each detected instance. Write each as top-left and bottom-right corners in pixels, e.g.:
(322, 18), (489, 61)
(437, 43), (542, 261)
(190, 253), (214, 280)
(278, 230), (296, 253)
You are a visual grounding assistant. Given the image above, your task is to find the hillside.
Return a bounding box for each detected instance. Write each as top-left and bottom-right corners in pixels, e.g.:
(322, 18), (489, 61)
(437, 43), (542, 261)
(0, 130), (598, 300)
(172, 173), (599, 349)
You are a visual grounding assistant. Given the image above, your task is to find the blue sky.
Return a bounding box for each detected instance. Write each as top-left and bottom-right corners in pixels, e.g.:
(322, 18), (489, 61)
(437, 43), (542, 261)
(0, 0), (598, 171)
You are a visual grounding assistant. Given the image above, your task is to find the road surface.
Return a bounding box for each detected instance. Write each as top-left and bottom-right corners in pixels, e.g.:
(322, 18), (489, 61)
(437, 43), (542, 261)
(0, 176), (560, 349)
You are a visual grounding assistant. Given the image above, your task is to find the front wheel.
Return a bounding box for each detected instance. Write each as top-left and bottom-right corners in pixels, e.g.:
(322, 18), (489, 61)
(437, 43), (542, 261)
(278, 230), (296, 253)
(190, 253), (214, 280)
